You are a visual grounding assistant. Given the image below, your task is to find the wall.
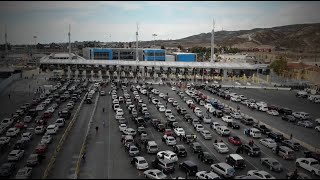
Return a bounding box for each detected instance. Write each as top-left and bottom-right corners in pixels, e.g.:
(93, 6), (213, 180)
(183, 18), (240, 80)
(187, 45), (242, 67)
(143, 49), (166, 61)
(0, 73), (21, 94)
(92, 48), (113, 60)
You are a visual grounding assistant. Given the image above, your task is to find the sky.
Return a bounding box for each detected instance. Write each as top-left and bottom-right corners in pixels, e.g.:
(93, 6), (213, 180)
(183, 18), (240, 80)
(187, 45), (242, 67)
(0, 1), (320, 45)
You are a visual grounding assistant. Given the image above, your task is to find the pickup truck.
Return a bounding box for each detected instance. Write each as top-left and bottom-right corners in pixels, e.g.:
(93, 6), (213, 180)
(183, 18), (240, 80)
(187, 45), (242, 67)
(296, 158), (320, 176)
(253, 124), (271, 135)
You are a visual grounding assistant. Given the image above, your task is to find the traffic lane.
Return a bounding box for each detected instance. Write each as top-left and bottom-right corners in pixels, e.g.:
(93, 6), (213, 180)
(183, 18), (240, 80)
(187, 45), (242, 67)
(154, 86), (266, 177)
(200, 88), (320, 148)
(47, 92), (96, 178)
(231, 88), (320, 119)
(31, 90), (85, 178)
(157, 85), (297, 179)
(0, 89), (80, 178)
(79, 87), (140, 179)
(138, 91), (212, 178)
(197, 88), (319, 178)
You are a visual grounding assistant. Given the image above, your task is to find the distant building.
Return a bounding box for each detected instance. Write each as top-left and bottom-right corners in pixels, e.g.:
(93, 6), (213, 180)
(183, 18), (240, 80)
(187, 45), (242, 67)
(167, 52), (197, 62)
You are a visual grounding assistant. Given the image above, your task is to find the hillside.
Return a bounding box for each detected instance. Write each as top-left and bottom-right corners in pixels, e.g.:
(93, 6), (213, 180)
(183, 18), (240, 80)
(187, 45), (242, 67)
(138, 23), (320, 52)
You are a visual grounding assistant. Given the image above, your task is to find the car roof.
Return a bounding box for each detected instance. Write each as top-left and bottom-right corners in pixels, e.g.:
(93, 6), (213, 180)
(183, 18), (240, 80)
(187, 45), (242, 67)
(183, 160), (197, 166)
(229, 154), (243, 160)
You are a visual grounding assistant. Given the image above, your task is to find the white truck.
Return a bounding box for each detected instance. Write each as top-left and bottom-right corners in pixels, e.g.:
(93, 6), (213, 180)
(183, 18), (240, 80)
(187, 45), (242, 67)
(296, 158), (320, 176)
(244, 128), (262, 138)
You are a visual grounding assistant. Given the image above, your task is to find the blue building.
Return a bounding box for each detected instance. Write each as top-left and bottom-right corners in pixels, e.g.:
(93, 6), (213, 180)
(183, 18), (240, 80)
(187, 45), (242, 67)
(143, 49), (166, 61)
(170, 52), (197, 62)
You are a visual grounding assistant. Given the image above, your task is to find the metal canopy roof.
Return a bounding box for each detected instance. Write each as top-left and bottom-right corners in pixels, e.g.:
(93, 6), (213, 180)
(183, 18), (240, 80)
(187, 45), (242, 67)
(40, 58), (259, 70)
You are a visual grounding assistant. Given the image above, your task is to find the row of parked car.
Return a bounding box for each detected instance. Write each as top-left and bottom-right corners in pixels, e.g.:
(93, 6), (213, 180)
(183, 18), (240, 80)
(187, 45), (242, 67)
(206, 85), (320, 132)
(0, 78), (88, 178)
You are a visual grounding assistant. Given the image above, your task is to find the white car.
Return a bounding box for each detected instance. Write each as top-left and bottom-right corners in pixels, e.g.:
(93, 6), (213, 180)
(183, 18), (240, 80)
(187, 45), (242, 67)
(256, 101), (268, 108)
(211, 122), (220, 130)
(0, 136), (11, 145)
(259, 138), (277, 149)
(247, 170), (275, 179)
(208, 107), (215, 113)
(123, 128), (137, 136)
(167, 115), (176, 122)
(131, 156), (149, 170)
(116, 109), (124, 116)
(165, 109), (172, 117)
(119, 124), (127, 132)
(171, 87), (176, 91)
(35, 125), (45, 135)
(41, 134), (52, 144)
(194, 107), (202, 113)
(213, 142), (229, 153)
(222, 116), (233, 123)
(204, 103), (213, 110)
(201, 130), (212, 140)
(21, 132), (33, 142)
(230, 112), (242, 119)
(231, 96), (241, 102)
(157, 150), (178, 163)
(172, 127), (184, 136)
(159, 93), (165, 98)
(316, 118), (320, 124)
(6, 127), (20, 137)
(266, 110), (279, 116)
(167, 98), (174, 103)
(296, 158), (320, 176)
(152, 99), (159, 105)
(163, 135), (177, 146)
(36, 104), (45, 111)
(1, 118), (14, 128)
(55, 118), (65, 127)
(46, 124), (59, 135)
(194, 124), (204, 132)
(196, 171), (220, 179)
(259, 106), (269, 112)
(8, 150), (24, 161)
(143, 169), (167, 179)
(186, 100), (194, 105)
(316, 126), (320, 132)
(249, 103), (258, 109)
(195, 111), (203, 118)
(158, 106), (166, 112)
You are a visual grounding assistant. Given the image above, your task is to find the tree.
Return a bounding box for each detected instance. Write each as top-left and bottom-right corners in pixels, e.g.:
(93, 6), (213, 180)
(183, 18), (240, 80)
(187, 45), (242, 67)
(270, 56), (288, 75)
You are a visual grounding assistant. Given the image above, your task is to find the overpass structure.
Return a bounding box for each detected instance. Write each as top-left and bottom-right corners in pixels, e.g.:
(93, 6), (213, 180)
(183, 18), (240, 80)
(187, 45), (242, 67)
(39, 54), (270, 80)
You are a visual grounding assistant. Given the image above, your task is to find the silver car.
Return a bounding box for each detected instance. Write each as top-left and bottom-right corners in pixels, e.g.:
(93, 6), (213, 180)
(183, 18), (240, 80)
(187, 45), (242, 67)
(260, 158), (283, 172)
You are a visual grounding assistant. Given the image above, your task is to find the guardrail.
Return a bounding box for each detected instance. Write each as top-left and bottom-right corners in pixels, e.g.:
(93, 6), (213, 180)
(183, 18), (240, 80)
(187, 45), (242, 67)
(74, 91), (100, 179)
(42, 90), (89, 179)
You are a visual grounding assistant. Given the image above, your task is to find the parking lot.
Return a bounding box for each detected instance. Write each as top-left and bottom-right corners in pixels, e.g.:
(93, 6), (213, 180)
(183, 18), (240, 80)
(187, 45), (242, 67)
(77, 81), (319, 179)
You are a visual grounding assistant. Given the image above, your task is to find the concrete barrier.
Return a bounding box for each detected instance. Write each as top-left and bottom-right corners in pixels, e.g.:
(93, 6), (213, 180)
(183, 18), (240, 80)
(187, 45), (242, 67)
(74, 91), (100, 179)
(42, 90), (88, 179)
(221, 84), (291, 91)
(0, 73), (21, 94)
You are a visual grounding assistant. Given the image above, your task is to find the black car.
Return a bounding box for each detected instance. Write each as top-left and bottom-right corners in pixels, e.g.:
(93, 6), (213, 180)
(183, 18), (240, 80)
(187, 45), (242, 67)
(304, 151), (320, 161)
(253, 124), (271, 135)
(151, 119), (161, 128)
(241, 144), (261, 157)
(268, 132), (284, 142)
(213, 110), (223, 118)
(190, 142), (203, 153)
(27, 109), (38, 118)
(179, 161), (198, 176)
(183, 114), (192, 122)
(281, 115), (296, 122)
(134, 117), (146, 127)
(59, 110), (71, 120)
(13, 140), (27, 150)
(241, 117), (254, 125)
(156, 124), (165, 132)
(0, 162), (16, 177)
(143, 113), (151, 122)
(182, 134), (197, 144)
(173, 145), (187, 157)
(227, 122), (240, 129)
(198, 151), (214, 164)
(278, 108), (293, 115)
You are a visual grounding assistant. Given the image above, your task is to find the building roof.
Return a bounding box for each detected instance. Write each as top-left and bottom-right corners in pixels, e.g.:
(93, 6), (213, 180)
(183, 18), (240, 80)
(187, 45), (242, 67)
(170, 52), (196, 55)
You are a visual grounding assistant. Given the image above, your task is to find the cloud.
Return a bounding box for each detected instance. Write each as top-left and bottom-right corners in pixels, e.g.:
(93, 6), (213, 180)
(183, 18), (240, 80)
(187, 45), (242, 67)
(101, 1), (144, 11)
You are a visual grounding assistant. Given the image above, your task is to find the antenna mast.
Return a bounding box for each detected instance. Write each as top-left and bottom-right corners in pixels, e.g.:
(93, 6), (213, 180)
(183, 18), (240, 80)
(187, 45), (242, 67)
(68, 24), (71, 59)
(5, 25), (8, 54)
(211, 18), (215, 62)
(136, 23), (139, 61)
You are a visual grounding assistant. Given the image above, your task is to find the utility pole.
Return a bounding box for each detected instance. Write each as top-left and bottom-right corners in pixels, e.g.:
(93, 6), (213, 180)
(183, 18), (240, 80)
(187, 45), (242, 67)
(33, 35), (37, 67)
(211, 18), (215, 62)
(152, 34), (157, 61)
(68, 24), (71, 59)
(136, 23), (139, 61)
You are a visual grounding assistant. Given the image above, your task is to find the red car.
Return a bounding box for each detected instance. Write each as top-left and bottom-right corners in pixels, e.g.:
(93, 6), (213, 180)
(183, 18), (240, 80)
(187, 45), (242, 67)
(228, 136), (242, 146)
(15, 121), (27, 129)
(35, 143), (48, 154)
(164, 129), (173, 136)
(42, 111), (53, 119)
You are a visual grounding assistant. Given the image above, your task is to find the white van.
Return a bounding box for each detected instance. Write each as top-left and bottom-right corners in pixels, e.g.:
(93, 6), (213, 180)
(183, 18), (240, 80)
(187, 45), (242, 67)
(211, 162), (236, 178)
(216, 126), (230, 137)
(249, 128), (261, 138)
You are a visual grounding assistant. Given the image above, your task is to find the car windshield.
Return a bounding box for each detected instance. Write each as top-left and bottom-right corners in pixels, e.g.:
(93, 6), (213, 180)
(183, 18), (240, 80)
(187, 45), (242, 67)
(253, 147), (260, 151)
(310, 161), (319, 166)
(226, 168), (235, 176)
(17, 170), (26, 176)
(265, 174), (272, 178)
(272, 161), (279, 166)
(139, 160), (147, 164)
(156, 172), (165, 177)
(220, 145), (227, 148)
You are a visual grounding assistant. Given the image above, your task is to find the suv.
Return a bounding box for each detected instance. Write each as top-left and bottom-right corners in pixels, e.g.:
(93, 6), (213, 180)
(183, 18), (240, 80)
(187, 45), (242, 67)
(241, 144), (261, 157)
(241, 117), (255, 125)
(179, 161), (198, 176)
(268, 132), (284, 142)
(190, 142), (203, 153)
(226, 154), (246, 169)
(173, 145), (187, 157)
(281, 140), (300, 151)
(198, 151), (214, 164)
(253, 124), (271, 135)
(151, 157), (175, 174)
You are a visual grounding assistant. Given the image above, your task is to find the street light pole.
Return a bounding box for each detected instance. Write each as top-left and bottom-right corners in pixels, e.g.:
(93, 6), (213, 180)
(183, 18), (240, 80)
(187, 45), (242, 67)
(152, 34), (157, 61)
